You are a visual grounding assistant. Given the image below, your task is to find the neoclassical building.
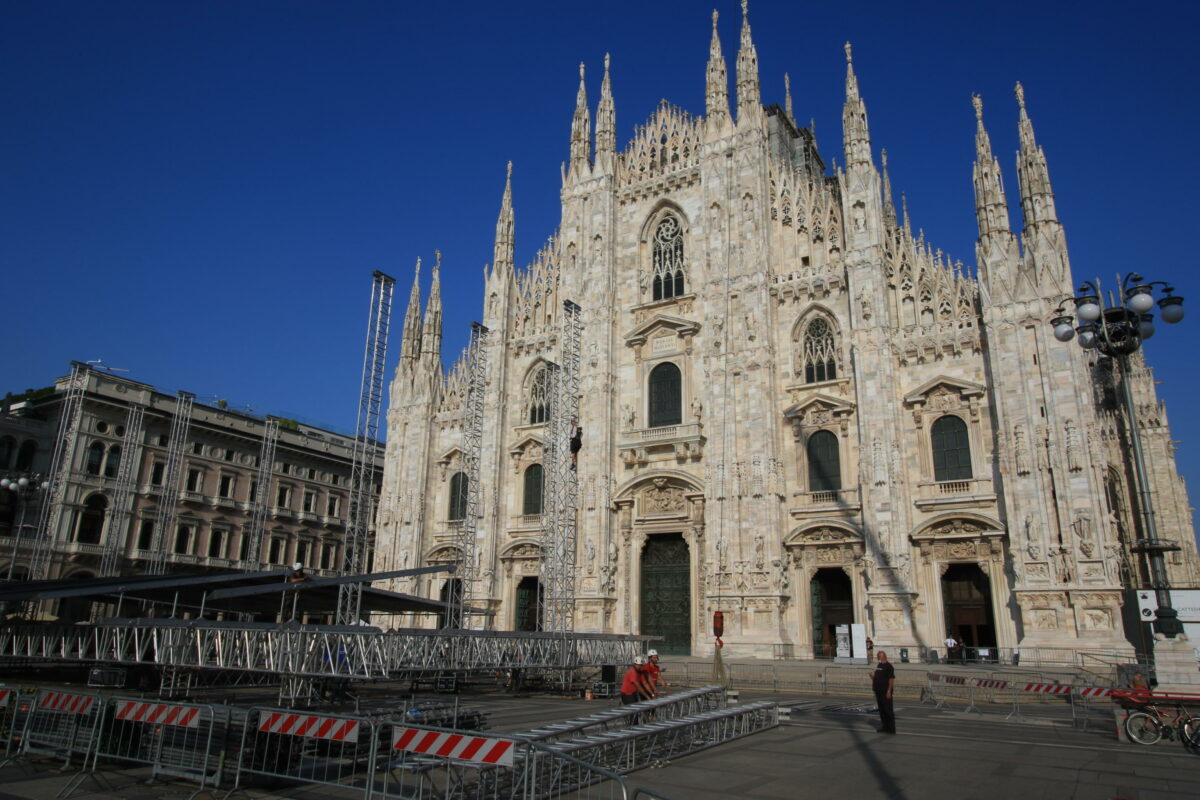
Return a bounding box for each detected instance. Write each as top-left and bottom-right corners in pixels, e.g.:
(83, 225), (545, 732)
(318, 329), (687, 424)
(376, 5), (1199, 657)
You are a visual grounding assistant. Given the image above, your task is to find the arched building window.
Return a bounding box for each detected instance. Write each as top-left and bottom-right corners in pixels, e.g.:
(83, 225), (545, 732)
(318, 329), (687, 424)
(799, 317), (839, 384)
(0, 436), (14, 469)
(76, 494), (108, 544)
(523, 464), (544, 515)
(85, 442), (105, 476)
(104, 446), (121, 479)
(931, 415), (972, 482)
(648, 362), (682, 428)
(448, 472), (468, 521)
(807, 430), (841, 492)
(15, 440), (35, 471)
(651, 215), (686, 301)
(528, 367), (548, 425)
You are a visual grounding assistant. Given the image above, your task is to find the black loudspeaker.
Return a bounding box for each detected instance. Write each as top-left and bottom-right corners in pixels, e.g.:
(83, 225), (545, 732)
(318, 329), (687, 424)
(601, 664), (617, 683)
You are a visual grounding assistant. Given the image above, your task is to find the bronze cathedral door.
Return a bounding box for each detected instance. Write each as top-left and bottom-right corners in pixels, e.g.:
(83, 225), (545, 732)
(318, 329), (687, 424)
(640, 533), (691, 655)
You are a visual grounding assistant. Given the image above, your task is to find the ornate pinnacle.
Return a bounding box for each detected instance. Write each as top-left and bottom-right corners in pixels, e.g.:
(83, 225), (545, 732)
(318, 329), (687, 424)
(972, 93), (983, 121)
(1015, 81), (1026, 111)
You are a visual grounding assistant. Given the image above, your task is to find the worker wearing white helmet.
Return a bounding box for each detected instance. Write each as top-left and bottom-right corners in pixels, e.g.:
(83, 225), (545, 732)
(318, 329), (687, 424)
(644, 650), (665, 697)
(619, 654), (653, 705)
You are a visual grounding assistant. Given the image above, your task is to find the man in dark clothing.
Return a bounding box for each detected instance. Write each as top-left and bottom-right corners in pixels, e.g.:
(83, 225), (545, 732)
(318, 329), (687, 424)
(872, 650), (896, 733)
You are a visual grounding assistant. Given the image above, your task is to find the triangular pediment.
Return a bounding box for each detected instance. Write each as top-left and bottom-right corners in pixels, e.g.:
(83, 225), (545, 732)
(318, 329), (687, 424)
(624, 313), (701, 347)
(435, 447), (464, 467)
(782, 392), (856, 420)
(507, 434), (545, 456)
(903, 375), (985, 405)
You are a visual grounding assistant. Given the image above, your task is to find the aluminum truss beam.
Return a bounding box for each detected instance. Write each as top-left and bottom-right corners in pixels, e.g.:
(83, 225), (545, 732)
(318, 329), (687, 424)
(243, 417), (280, 568)
(0, 623), (652, 679)
(453, 322), (489, 628)
(97, 403), (146, 578)
(148, 392), (195, 574)
(338, 270), (396, 625)
(29, 362), (88, 586)
(541, 300), (582, 635)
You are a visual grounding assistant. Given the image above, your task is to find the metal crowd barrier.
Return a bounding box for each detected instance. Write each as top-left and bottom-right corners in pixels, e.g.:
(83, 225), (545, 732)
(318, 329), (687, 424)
(17, 689), (103, 771)
(0, 688), (34, 763)
(227, 707), (377, 799)
(66, 698), (246, 798)
(921, 672), (1115, 730)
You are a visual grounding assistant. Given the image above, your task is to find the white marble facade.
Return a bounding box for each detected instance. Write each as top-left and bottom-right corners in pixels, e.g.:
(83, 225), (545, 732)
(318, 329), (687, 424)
(374, 5), (1199, 657)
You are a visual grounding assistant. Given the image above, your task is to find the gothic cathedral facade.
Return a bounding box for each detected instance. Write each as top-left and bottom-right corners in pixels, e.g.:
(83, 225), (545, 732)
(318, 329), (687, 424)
(376, 5), (1199, 657)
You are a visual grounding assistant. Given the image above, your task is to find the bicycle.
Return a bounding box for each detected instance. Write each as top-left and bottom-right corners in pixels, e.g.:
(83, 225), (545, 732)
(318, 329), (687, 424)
(1122, 697), (1200, 746)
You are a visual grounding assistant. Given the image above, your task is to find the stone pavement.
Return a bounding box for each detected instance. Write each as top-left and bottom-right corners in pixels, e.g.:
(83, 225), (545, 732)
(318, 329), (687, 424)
(0, 685), (1195, 800)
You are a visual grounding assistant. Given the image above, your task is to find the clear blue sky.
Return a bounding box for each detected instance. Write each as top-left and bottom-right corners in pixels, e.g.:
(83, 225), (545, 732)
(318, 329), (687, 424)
(4, 1), (1199, 532)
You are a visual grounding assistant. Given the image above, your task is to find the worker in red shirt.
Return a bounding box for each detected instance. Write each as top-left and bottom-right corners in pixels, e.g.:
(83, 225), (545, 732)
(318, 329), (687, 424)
(619, 655), (653, 705)
(644, 649), (666, 697)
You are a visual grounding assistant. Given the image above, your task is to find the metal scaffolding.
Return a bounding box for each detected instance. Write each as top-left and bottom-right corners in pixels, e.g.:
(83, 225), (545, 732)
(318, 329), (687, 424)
(243, 417), (280, 568)
(96, 404), (146, 578)
(541, 300), (582, 634)
(148, 392), (195, 574)
(0, 622), (652, 679)
(28, 363), (89, 585)
(454, 322), (489, 628)
(337, 270), (396, 625)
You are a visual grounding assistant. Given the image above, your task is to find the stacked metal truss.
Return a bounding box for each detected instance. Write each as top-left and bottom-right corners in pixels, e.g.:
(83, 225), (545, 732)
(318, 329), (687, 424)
(242, 417), (280, 569)
(148, 392), (195, 574)
(337, 271), (395, 625)
(96, 404), (146, 579)
(0, 623), (652, 679)
(452, 322), (489, 628)
(28, 362), (89, 585)
(541, 300), (582, 634)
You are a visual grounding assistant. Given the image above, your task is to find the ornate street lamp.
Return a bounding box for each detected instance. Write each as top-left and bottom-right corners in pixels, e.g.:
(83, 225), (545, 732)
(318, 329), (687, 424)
(1050, 273), (1186, 636)
(1, 474), (51, 581)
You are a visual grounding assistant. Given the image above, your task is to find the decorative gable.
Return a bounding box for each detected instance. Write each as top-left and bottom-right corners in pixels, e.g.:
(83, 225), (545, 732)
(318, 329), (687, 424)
(782, 392), (856, 438)
(623, 314), (701, 360)
(902, 376), (985, 424)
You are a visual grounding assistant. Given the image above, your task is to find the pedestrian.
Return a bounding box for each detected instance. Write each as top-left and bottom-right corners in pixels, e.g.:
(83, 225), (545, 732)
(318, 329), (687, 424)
(872, 650), (896, 734)
(943, 633), (958, 664)
(620, 655), (653, 705)
(645, 649), (666, 697)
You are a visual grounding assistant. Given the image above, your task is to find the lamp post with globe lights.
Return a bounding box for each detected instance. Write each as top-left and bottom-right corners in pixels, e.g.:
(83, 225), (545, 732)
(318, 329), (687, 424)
(1050, 273), (1185, 638)
(1, 474), (50, 582)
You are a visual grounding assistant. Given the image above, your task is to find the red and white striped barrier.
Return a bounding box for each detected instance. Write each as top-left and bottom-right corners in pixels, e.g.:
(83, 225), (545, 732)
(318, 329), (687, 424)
(0, 689), (10, 708)
(39, 691), (94, 714)
(975, 679), (1008, 689)
(115, 701), (201, 728)
(392, 727), (516, 767)
(1022, 683), (1073, 695)
(258, 711), (361, 741)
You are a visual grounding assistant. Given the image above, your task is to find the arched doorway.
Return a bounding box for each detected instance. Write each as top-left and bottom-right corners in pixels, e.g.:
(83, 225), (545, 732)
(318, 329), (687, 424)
(438, 578), (463, 629)
(514, 576), (543, 632)
(640, 533), (690, 654)
(811, 568), (853, 658)
(941, 563), (996, 649)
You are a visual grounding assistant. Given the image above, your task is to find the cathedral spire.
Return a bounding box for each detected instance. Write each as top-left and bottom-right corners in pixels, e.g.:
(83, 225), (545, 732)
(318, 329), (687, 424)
(841, 42), (873, 168)
(735, 0), (762, 125)
(568, 62), (591, 182)
(400, 257), (423, 365)
(492, 163), (515, 278)
(705, 9), (731, 133)
(881, 148), (897, 229)
(971, 93), (1011, 237)
(420, 250), (443, 367)
(595, 54), (616, 174)
(1014, 82), (1058, 227)
(784, 72), (794, 123)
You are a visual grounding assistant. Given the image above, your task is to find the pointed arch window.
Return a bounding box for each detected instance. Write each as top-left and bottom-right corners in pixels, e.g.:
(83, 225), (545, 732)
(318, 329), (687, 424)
(528, 367), (548, 425)
(448, 472), (468, 522)
(807, 430), (842, 492)
(648, 362), (682, 428)
(522, 464), (544, 516)
(651, 215), (686, 301)
(104, 446), (121, 479)
(931, 415), (972, 482)
(799, 317), (839, 384)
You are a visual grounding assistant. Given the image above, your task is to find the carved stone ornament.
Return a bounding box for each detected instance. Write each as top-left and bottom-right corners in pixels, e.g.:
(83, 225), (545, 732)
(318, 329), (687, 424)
(641, 477), (686, 514)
